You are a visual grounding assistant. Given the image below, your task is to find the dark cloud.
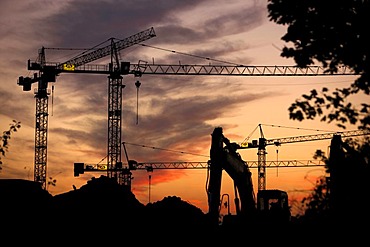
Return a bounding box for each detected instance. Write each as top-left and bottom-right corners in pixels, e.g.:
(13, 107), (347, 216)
(203, 2), (266, 36)
(26, 0), (266, 64)
(0, 86), (34, 128)
(121, 89), (271, 161)
(44, 0), (208, 48)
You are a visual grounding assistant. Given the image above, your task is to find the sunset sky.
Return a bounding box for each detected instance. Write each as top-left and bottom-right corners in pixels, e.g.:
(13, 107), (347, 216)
(0, 0), (366, 216)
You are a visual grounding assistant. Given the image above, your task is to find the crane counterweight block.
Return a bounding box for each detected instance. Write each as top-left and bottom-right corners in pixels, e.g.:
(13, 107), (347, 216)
(74, 163), (85, 177)
(17, 76), (32, 91)
(17, 72), (40, 91)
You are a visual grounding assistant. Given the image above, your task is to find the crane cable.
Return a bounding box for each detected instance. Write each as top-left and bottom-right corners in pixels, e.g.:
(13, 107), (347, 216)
(259, 123), (339, 133)
(241, 124), (260, 145)
(51, 84), (54, 116)
(135, 80), (141, 125)
(139, 43), (245, 66)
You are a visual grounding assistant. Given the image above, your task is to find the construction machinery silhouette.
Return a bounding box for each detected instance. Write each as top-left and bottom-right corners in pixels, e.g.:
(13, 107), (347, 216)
(18, 27), (357, 190)
(73, 126), (369, 226)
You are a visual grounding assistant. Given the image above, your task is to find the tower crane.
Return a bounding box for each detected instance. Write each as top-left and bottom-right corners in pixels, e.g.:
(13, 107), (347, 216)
(73, 159), (326, 176)
(17, 27), (156, 189)
(17, 27), (357, 190)
(236, 125), (370, 191)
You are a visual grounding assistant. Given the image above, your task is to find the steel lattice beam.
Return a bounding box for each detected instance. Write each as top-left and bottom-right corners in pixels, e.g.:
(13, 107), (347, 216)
(59, 64), (355, 76)
(75, 159), (325, 174)
(34, 90), (49, 189)
(107, 75), (124, 182)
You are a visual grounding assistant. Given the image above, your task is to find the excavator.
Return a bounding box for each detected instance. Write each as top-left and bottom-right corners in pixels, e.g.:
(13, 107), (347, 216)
(207, 127), (291, 227)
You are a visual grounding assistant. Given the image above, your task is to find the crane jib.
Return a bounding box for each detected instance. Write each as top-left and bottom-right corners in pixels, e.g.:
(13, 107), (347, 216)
(58, 27), (156, 69)
(239, 129), (370, 149)
(57, 64), (356, 76)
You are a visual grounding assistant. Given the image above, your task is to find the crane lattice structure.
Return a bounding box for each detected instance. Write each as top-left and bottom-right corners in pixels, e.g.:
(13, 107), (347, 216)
(17, 27), (357, 190)
(73, 159), (326, 176)
(238, 126), (370, 191)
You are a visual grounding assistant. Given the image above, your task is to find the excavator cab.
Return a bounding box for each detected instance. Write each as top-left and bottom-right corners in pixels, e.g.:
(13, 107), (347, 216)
(257, 189), (291, 224)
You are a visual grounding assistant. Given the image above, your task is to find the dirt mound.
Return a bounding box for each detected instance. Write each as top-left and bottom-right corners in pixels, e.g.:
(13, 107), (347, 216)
(0, 178), (52, 213)
(0, 176), (211, 235)
(145, 195), (209, 229)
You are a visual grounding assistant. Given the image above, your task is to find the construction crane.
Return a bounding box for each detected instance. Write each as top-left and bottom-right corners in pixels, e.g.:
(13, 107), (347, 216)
(17, 27), (357, 190)
(237, 125), (370, 191)
(17, 27), (156, 189)
(73, 159), (326, 176)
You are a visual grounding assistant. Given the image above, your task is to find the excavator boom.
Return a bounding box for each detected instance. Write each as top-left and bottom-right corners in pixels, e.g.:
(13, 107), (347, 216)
(208, 127), (257, 225)
(208, 127), (291, 227)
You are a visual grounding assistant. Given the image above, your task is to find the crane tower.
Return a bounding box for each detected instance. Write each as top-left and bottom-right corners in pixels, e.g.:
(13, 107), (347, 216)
(17, 27), (156, 189)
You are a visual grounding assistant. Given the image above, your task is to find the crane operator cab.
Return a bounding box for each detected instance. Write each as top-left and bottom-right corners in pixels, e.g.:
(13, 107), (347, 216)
(257, 189), (291, 224)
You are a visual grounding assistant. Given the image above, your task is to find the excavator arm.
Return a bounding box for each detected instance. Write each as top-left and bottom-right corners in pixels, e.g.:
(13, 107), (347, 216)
(222, 145), (257, 219)
(207, 127), (256, 225)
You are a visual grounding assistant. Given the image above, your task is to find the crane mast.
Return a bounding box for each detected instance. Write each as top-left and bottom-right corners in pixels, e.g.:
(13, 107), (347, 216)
(33, 47), (50, 188)
(107, 68), (124, 183)
(17, 47), (57, 188)
(61, 28), (156, 186)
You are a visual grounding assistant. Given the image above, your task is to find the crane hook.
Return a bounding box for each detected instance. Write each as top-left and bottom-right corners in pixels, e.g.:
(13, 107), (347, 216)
(135, 80), (141, 125)
(51, 84), (55, 116)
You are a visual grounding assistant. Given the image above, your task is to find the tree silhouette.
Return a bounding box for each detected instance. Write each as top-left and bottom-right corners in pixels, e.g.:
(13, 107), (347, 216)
(296, 136), (370, 225)
(296, 150), (330, 225)
(0, 120), (21, 170)
(267, 0), (370, 129)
